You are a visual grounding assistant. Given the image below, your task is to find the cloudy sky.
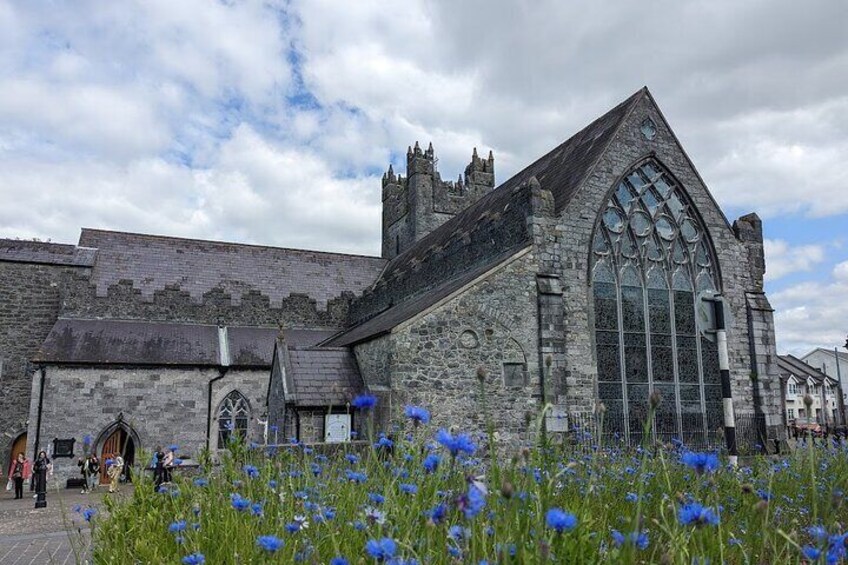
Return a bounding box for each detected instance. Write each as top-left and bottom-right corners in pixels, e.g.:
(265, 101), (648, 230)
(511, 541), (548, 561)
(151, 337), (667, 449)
(1, 0), (846, 356)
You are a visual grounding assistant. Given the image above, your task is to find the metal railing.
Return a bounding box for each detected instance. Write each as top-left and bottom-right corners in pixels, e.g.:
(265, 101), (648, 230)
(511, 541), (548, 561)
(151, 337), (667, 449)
(554, 410), (768, 455)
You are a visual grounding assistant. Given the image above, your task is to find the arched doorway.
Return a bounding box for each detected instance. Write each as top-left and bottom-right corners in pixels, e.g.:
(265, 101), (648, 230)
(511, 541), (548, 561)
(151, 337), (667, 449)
(97, 423), (137, 485)
(6, 433), (26, 475)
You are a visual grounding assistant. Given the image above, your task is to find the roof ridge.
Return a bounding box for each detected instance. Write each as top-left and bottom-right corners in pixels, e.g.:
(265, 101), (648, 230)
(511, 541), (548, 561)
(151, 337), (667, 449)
(79, 227), (385, 262)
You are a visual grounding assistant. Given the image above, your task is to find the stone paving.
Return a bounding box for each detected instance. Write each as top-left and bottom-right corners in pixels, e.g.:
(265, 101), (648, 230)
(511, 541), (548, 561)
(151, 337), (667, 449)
(0, 485), (128, 564)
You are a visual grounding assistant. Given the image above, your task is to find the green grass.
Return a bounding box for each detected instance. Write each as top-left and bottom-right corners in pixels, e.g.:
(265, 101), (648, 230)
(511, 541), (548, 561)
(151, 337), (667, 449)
(79, 416), (848, 564)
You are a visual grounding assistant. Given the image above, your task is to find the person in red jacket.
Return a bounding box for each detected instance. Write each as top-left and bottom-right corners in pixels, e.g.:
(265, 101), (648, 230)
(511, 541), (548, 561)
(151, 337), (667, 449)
(8, 453), (31, 499)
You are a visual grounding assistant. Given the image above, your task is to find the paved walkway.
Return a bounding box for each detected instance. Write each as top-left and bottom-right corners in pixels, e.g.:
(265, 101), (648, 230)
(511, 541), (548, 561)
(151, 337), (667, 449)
(0, 486), (128, 564)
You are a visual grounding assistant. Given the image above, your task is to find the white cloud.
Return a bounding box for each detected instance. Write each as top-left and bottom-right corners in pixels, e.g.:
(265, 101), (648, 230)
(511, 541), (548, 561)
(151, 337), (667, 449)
(1, 0), (848, 263)
(764, 239), (826, 282)
(773, 261), (848, 355)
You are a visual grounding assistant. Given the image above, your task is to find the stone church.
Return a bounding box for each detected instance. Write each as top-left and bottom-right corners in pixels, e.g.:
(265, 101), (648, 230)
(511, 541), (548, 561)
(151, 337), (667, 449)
(0, 87), (783, 484)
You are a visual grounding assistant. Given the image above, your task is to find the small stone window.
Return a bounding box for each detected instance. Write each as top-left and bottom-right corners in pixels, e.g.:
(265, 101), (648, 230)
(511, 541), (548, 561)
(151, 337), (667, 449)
(217, 391), (251, 447)
(503, 362), (527, 387)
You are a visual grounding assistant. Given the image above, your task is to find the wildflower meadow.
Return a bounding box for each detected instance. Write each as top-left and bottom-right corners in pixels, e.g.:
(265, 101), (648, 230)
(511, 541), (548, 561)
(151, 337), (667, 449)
(77, 397), (848, 564)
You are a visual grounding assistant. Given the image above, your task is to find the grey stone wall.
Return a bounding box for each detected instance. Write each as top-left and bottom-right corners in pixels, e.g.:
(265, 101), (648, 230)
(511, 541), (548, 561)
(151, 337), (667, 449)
(0, 261), (91, 468)
(355, 248), (540, 442)
(380, 144), (494, 260)
(210, 369), (269, 450)
(354, 180), (534, 326)
(26, 365), (268, 485)
(556, 93), (783, 434)
(61, 276), (351, 329)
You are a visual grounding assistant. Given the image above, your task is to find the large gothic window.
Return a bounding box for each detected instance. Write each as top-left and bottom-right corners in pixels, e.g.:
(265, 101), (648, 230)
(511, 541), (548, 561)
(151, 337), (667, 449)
(217, 391), (251, 447)
(591, 159), (722, 445)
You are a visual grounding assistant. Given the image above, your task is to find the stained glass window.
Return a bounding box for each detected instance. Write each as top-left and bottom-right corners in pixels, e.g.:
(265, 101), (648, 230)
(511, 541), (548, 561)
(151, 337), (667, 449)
(217, 390), (251, 447)
(591, 159), (719, 445)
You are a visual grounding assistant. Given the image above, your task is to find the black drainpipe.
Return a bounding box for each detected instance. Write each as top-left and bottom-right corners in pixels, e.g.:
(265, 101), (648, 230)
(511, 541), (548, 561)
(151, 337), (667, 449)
(33, 365), (46, 461)
(206, 367), (229, 451)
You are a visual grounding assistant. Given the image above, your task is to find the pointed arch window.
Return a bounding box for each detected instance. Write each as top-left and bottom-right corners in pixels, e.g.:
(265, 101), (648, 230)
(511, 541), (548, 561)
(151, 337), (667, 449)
(591, 159), (722, 445)
(217, 391), (251, 447)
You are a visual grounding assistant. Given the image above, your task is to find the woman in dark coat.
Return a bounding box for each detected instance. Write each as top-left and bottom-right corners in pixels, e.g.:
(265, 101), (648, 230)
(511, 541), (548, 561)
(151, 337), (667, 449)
(32, 451), (51, 494)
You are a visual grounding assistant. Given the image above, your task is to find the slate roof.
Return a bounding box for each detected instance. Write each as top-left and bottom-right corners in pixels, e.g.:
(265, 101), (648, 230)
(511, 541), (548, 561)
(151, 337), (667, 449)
(285, 347), (364, 406)
(36, 319), (220, 366)
(778, 354), (837, 384)
(36, 318), (334, 367)
(325, 247), (524, 346)
(0, 239), (96, 267)
(228, 327), (336, 366)
(77, 228), (387, 308)
(336, 88), (644, 344)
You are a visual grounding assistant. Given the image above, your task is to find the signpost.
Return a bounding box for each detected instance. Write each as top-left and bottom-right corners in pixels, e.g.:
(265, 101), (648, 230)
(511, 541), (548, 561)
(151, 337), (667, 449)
(325, 414), (351, 443)
(698, 291), (738, 467)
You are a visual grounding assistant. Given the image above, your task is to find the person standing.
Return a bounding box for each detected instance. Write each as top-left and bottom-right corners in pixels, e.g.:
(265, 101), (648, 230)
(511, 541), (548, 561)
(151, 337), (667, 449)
(153, 446), (165, 489)
(8, 453), (30, 499)
(87, 454), (100, 492)
(162, 448), (174, 484)
(32, 451), (51, 496)
(108, 453), (124, 493)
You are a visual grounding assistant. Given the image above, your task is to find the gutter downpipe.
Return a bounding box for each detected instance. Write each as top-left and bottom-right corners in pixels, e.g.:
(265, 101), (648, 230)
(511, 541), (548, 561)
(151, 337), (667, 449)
(206, 368), (228, 451)
(33, 365), (46, 462)
(206, 326), (231, 451)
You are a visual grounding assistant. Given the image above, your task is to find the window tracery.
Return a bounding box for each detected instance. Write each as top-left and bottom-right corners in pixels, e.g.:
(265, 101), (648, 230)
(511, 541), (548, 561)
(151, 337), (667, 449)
(591, 159), (721, 444)
(217, 390), (250, 447)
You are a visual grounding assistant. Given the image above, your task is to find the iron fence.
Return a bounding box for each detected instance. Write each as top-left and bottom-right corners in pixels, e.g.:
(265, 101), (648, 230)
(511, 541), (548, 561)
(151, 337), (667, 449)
(552, 410), (769, 455)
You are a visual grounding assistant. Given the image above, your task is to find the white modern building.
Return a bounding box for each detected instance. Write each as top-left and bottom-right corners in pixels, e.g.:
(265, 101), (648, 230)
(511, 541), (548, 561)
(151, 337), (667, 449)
(801, 348), (848, 402)
(779, 354), (843, 426)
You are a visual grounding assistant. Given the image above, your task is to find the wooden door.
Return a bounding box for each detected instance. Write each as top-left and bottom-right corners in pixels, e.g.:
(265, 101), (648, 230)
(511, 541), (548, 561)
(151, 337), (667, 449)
(100, 430), (122, 484)
(7, 434), (26, 472)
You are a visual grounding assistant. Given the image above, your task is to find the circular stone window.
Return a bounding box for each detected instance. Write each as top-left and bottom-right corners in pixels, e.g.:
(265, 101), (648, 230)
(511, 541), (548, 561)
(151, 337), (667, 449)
(640, 117), (657, 140)
(459, 330), (479, 349)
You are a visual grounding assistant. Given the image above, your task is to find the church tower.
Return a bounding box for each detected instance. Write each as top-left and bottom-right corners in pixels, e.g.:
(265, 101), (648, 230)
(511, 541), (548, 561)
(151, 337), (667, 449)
(381, 143), (495, 259)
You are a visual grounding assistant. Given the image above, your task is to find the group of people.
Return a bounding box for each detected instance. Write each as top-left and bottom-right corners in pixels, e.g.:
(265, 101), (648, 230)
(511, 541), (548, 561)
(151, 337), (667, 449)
(77, 452), (124, 493)
(152, 446), (176, 489)
(5, 451), (52, 500)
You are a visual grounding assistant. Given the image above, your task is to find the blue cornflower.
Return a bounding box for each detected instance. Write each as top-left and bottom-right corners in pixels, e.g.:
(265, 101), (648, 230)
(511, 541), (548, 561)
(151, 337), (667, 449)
(193, 478), (208, 487)
(346, 454), (360, 465)
(82, 508), (96, 522)
(330, 558), (349, 565)
(404, 405), (431, 425)
(351, 394), (377, 410)
(83, 434), (93, 446)
(436, 429), (476, 458)
(346, 470), (367, 483)
(611, 530), (649, 550)
(365, 538), (397, 561)
(375, 435), (394, 449)
(181, 554), (205, 565)
(448, 546), (462, 558)
(546, 508), (578, 533)
(449, 525), (470, 541)
(681, 452), (720, 474)
(678, 502), (720, 527)
(802, 546), (822, 560)
(461, 485), (486, 519)
(423, 453), (441, 473)
(624, 492), (638, 503)
(808, 525), (828, 540)
(257, 535), (284, 552)
(311, 463), (323, 476)
(251, 502), (263, 517)
(369, 493), (385, 505)
(243, 464), (259, 478)
(757, 489), (773, 501)
(400, 483), (418, 495)
(428, 503), (447, 524)
(268, 480), (277, 489)
(230, 493), (251, 512)
(169, 520), (187, 533)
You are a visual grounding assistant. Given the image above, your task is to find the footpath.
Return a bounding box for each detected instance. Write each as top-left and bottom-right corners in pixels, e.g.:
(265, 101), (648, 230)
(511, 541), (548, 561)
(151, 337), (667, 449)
(0, 485), (127, 564)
